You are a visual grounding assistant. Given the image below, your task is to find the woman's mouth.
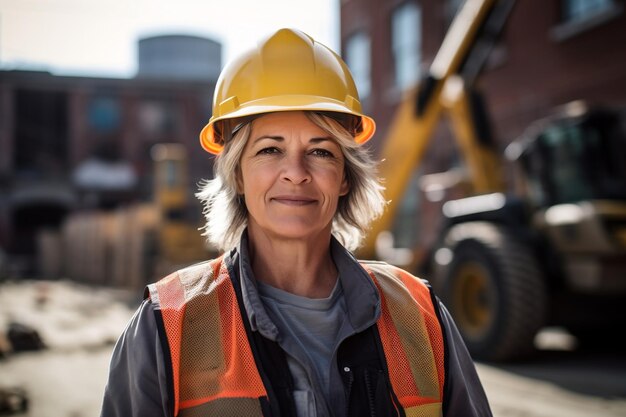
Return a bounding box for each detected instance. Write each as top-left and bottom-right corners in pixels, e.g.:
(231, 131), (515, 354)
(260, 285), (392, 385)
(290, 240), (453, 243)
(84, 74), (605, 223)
(271, 195), (317, 205)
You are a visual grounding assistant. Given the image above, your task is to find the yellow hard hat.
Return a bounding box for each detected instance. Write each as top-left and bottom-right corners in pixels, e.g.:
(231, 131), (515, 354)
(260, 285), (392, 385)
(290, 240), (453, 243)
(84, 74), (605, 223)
(199, 28), (376, 154)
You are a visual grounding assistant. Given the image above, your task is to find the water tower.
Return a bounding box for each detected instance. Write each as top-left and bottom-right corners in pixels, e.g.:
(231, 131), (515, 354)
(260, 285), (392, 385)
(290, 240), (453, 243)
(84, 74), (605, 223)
(137, 34), (221, 81)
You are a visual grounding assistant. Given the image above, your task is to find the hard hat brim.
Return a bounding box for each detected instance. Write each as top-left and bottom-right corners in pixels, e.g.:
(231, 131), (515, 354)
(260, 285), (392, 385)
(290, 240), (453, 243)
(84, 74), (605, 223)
(200, 95), (376, 155)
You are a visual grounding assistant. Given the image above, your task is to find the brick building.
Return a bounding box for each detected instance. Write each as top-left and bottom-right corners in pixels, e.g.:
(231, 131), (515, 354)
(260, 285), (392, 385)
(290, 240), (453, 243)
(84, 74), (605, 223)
(0, 35), (220, 274)
(340, 0), (626, 252)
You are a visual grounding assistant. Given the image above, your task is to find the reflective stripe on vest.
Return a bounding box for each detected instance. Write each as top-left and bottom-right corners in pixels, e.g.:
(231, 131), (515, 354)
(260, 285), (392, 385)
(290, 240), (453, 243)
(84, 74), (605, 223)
(362, 262), (445, 417)
(150, 258), (444, 417)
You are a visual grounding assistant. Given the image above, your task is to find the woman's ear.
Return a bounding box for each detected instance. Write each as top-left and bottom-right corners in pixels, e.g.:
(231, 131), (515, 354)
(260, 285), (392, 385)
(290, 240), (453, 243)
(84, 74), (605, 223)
(339, 174), (349, 196)
(235, 166), (244, 194)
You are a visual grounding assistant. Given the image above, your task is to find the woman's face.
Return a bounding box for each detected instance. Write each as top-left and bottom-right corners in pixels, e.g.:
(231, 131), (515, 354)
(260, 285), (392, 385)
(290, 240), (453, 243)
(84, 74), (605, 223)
(238, 111), (349, 242)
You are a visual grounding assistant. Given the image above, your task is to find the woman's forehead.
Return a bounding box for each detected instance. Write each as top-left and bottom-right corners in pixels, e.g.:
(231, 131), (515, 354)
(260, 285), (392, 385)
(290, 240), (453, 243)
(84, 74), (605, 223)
(248, 112), (341, 146)
(251, 111), (320, 131)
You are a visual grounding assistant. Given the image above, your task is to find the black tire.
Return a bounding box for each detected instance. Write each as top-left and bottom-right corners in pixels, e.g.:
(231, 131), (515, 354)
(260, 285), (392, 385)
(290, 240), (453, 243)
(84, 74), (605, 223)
(432, 221), (547, 361)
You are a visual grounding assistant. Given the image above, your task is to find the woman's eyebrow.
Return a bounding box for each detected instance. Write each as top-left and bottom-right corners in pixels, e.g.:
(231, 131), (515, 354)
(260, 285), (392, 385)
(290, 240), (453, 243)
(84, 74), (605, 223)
(251, 135), (334, 145)
(309, 136), (335, 144)
(251, 135), (284, 145)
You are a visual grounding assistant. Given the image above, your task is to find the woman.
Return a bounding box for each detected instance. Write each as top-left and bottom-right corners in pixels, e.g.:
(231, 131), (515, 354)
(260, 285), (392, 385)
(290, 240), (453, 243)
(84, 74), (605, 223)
(101, 28), (492, 417)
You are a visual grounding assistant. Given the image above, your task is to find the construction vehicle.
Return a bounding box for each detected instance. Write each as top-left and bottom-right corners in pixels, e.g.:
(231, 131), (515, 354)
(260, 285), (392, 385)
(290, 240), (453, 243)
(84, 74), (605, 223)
(357, 0), (626, 361)
(149, 144), (214, 278)
(48, 143), (212, 289)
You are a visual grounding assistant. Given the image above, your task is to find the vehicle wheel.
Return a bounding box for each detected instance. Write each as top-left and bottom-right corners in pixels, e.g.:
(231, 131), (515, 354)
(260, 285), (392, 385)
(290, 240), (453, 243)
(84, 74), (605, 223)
(432, 221), (547, 361)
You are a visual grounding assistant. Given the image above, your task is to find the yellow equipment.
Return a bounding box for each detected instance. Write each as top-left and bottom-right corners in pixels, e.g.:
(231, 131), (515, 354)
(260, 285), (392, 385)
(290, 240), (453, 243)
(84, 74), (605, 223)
(360, 0), (510, 256)
(359, 0), (626, 361)
(151, 144), (211, 276)
(57, 143), (212, 289)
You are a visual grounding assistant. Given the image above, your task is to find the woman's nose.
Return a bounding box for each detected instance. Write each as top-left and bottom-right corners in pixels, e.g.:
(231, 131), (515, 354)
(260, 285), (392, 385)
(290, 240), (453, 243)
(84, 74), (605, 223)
(281, 155), (311, 184)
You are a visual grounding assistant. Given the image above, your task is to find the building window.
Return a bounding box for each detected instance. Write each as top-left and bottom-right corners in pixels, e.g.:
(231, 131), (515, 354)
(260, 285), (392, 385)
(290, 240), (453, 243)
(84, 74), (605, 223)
(15, 89), (68, 176)
(392, 2), (422, 90)
(562, 0), (614, 22)
(88, 96), (121, 134)
(345, 32), (371, 101)
(552, 0), (622, 41)
(138, 99), (179, 136)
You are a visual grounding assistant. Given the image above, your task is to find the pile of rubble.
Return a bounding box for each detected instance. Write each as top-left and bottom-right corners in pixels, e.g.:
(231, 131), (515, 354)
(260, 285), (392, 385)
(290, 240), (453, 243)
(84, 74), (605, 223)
(0, 322), (46, 357)
(0, 284), (48, 414)
(0, 322), (46, 414)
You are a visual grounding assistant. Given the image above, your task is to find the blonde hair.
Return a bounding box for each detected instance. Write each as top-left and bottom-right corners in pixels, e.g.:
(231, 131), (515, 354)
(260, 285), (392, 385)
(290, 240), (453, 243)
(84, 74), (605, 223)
(196, 112), (386, 251)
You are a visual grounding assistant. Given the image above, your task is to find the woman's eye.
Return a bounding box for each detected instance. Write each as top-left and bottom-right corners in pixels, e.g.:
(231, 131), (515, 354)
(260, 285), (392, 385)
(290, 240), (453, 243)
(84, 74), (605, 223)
(257, 147), (280, 155)
(310, 148), (334, 158)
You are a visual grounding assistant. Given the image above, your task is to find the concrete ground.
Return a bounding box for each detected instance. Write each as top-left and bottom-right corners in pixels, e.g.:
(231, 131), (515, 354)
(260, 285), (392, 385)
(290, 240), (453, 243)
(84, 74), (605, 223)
(1, 280), (625, 417)
(479, 354), (626, 417)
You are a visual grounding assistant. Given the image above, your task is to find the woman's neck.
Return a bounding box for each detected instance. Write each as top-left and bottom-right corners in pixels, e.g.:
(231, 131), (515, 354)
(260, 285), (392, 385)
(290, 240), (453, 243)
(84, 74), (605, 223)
(246, 226), (338, 298)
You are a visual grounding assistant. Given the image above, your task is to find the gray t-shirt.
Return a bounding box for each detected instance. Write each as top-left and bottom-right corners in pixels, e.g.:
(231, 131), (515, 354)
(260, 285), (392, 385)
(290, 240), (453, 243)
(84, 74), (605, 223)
(257, 278), (347, 416)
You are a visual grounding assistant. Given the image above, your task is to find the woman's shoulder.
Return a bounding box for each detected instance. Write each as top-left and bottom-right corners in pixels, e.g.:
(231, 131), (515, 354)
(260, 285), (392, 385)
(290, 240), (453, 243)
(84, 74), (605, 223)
(176, 257), (224, 282)
(358, 260), (434, 295)
(159, 255), (227, 284)
(146, 255), (229, 306)
(358, 259), (422, 280)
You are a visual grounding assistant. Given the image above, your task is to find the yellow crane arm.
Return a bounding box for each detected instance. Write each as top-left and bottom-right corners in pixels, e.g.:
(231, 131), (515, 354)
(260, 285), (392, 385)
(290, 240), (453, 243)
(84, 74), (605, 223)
(360, 85), (445, 258)
(441, 76), (504, 194)
(358, 0), (507, 259)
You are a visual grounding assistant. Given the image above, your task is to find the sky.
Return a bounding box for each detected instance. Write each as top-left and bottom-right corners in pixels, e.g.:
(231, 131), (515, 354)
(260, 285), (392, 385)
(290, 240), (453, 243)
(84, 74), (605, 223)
(0, 0), (339, 78)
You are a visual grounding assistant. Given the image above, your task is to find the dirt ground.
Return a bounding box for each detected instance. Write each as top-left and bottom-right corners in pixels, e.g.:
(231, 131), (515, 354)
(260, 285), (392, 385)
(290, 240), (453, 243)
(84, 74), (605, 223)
(1, 280), (625, 417)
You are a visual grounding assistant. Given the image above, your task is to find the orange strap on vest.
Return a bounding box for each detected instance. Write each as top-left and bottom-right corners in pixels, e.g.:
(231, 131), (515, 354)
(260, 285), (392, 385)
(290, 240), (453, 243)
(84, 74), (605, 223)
(151, 257), (267, 416)
(151, 258), (444, 417)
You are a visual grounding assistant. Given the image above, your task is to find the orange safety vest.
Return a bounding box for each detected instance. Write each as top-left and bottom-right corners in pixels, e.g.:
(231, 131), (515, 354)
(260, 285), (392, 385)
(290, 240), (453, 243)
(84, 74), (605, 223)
(148, 256), (445, 417)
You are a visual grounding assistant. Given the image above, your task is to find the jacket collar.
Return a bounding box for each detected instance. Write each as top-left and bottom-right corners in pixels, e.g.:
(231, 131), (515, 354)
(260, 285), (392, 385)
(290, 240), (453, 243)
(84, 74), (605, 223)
(229, 230), (381, 341)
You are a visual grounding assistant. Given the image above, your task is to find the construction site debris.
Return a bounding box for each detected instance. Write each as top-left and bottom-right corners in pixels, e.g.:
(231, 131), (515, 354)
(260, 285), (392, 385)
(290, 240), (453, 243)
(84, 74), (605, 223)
(0, 386), (28, 415)
(6, 323), (45, 353)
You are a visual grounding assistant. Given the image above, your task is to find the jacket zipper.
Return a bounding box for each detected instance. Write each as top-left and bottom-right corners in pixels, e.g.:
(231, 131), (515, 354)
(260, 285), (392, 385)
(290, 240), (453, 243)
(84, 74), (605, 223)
(343, 367), (354, 417)
(364, 370), (377, 417)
